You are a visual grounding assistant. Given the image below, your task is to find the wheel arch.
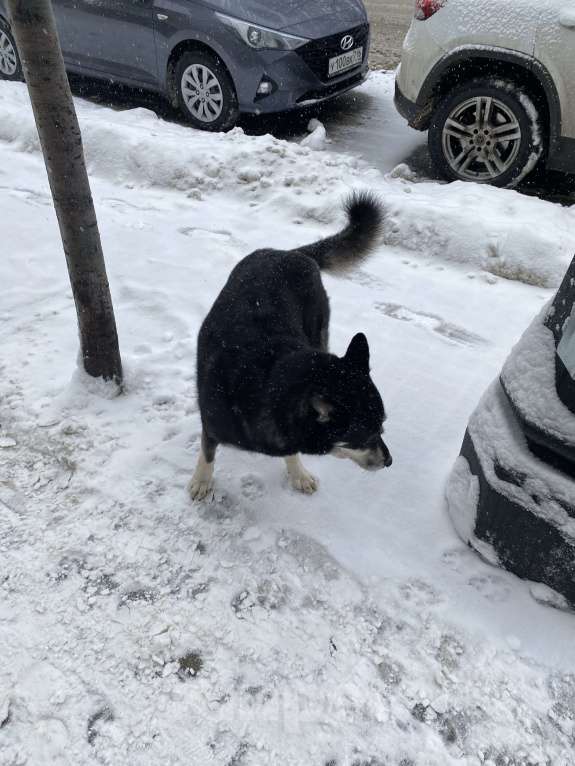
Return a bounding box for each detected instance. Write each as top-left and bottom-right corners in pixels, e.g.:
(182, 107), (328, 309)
(417, 47), (561, 159)
(164, 37), (236, 108)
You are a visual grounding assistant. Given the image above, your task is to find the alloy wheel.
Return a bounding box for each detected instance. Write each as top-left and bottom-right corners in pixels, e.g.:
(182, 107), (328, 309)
(442, 96), (522, 182)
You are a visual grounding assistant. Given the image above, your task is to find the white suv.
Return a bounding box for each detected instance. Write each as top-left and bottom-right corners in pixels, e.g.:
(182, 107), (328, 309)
(395, 0), (575, 187)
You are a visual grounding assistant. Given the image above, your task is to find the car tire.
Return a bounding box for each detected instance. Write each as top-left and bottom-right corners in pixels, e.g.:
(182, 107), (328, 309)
(0, 20), (23, 82)
(174, 50), (238, 132)
(428, 79), (543, 188)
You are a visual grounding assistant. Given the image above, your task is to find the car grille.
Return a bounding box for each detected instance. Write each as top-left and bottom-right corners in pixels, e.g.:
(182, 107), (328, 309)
(297, 23), (369, 82)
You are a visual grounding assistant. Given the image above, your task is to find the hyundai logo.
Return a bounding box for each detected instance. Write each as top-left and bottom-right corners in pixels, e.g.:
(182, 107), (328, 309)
(340, 35), (354, 51)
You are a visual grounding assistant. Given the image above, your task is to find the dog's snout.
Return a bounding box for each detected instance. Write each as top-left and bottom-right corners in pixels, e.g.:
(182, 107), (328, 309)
(369, 453), (392, 470)
(332, 438), (392, 472)
(366, 450), (392, 471)
(379, 437), (392, 469)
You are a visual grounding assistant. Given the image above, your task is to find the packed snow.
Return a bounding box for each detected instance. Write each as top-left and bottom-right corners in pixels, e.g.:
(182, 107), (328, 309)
(2, 71), (575, 765)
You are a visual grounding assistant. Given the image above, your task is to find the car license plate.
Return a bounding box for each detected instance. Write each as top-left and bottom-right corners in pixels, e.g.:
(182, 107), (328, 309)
(328, 47), (363, 78)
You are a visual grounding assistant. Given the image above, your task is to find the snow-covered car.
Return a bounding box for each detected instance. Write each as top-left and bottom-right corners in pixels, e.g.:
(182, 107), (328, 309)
(0, 0), (370, 132)
(395, 0), (575, 187)
(446, 257), (575, 610)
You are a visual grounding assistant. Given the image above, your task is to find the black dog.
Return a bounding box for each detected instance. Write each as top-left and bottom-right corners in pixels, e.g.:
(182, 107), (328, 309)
(190, 192), (392, 500)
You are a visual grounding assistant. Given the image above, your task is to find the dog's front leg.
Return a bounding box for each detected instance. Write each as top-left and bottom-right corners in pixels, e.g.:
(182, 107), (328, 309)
(189, 431), (218, 501)
(285, 455), (318, 495)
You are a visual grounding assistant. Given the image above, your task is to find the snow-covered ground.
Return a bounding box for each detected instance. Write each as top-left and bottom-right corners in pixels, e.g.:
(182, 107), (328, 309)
(2, 72), (575, 765)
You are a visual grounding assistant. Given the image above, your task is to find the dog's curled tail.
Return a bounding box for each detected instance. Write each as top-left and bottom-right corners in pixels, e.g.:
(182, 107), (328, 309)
(295, 191), (384, 273)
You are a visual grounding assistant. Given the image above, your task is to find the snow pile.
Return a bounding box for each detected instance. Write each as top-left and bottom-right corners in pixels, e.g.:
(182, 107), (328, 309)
(382, 178), (575, 288)
(0, 83), (361, 201)
(1, 76), (575, 288)
(559, 7), (575, 27)
(301, 118), (329, 150)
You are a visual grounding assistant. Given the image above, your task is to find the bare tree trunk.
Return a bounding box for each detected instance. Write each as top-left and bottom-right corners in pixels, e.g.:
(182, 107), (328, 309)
(6, 0), (122, 385)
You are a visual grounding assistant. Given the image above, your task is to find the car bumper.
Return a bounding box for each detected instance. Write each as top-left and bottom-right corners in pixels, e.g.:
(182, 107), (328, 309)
(446, 379), (575, 611)
(394, 78), (427, 129)
(233, 24), (370, 115)
(394, 14), (447, 131)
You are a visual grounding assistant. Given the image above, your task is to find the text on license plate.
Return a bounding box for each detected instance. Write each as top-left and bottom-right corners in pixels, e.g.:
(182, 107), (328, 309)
(328, 47), (363, 78)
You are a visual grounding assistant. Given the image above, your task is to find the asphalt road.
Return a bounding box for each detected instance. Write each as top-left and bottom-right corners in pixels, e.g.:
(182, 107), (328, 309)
(364, 0), (414, 69)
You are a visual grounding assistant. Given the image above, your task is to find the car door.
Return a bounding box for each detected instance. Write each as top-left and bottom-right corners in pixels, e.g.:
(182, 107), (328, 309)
(534, 0), (575, 140)
(53, 0), (159, 87)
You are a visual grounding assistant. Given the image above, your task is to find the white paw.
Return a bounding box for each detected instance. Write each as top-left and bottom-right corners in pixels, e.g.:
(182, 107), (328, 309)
(188, 477), (214, 502)
(290, 470), (319, 495)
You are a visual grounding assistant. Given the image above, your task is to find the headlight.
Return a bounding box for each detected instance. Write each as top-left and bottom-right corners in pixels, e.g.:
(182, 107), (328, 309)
(215, 13), (309, 51)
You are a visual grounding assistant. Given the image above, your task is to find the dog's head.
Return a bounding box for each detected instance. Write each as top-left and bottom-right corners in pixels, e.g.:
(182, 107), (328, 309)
(310, 333), (392, 471)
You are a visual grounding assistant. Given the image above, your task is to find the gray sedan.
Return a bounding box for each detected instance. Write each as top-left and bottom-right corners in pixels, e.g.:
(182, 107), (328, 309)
(0, 0), (370, 131)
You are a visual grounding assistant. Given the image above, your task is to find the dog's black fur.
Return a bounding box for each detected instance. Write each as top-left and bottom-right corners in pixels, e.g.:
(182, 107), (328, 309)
(193, 191), (391, 495)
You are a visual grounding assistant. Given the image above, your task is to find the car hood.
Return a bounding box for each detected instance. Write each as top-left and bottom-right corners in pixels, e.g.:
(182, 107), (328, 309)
(208, 0), (367, 37)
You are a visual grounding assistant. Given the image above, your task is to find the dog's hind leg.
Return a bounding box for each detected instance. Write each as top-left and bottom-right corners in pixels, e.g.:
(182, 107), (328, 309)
(285, 455), (318, 495)
(189, 431), (218, 501)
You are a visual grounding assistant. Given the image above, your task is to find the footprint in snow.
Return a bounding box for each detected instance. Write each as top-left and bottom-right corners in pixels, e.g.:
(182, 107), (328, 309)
(87, 707), (114, 746)
(196, 491), (239, 521)
(102, 197), (159, 213)
(436, 633), (465, 671)
(374, 302), (488, 347)
(240, 474), (265, 501)
(3, 186), (51, 207)
(178, 226), (245, 249)
(440, 547), (470, 572)
(468, 573), (511, 603)
(399, 578), (443, 606)
(343, 268), (389, 292)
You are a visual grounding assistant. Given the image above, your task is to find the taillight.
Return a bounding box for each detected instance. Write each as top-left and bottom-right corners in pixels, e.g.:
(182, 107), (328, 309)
(415, 0), (445, 20)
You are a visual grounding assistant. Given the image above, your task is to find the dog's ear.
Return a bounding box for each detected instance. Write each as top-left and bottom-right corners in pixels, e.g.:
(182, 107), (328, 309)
(311, 396), (334, 424)
(344, 333), (370, 372)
